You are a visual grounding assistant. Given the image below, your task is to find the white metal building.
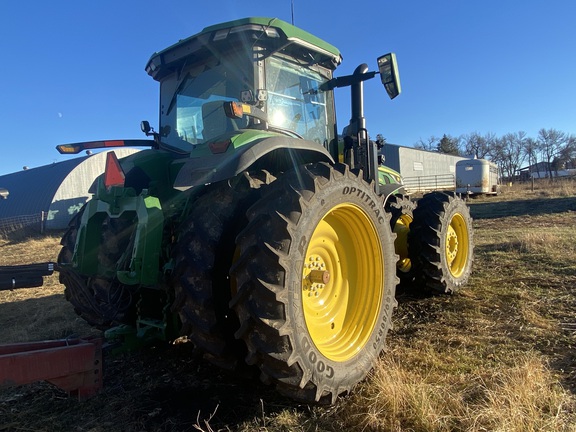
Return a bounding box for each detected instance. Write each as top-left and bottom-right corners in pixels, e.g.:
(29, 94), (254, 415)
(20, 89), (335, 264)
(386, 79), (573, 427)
(382, 144), (467, 192)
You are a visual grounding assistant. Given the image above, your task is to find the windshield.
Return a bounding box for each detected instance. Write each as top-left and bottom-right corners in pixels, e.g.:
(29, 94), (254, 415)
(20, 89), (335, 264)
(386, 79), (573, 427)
(266, 57), (330, 145)
(158, 54), (333, 153)
(159, 62), (247, 152)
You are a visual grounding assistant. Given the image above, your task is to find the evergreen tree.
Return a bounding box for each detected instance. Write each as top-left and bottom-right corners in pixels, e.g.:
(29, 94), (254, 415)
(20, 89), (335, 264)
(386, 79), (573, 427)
(437, 134), (461, 155)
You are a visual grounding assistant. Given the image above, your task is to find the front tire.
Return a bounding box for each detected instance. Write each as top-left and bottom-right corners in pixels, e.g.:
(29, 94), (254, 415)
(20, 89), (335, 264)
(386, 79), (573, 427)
(409, 191), (474, 294)
(231, 163), (398, 403)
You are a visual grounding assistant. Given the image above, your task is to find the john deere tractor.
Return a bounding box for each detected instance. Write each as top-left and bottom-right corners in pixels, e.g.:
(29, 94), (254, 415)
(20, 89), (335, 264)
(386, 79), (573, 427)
(56, 17), (473, 403)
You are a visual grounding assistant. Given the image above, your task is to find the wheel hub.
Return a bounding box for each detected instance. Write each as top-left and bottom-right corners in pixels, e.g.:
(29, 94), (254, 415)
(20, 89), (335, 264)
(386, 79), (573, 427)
(446, 225), (459, 263)
(303, 256), (330, 296)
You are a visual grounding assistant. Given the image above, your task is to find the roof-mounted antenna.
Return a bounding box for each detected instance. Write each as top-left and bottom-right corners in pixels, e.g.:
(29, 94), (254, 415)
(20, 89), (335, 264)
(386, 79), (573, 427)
(291, 0), (295, 25)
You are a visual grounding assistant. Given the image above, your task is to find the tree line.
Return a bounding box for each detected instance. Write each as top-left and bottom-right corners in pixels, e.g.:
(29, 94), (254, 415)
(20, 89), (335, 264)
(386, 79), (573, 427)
(413, 128), (576, 180)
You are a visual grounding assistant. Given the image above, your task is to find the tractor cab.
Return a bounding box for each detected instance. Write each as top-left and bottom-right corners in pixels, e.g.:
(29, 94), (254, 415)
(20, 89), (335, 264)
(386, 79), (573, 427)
(145, 17), (341, 157)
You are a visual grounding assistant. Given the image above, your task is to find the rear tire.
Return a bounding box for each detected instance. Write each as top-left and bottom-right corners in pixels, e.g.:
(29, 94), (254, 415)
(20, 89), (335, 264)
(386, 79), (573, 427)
(409, 191), (474, 294)
(385, 195), (417, 285)
(172, 171), (275, 370)
(58, 211), (137, 328)
(230, 163), (398, 403)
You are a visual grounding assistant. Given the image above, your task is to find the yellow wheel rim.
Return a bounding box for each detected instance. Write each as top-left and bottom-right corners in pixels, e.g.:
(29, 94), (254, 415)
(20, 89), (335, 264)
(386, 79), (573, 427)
(302, 203), (384, 362)
(393, 213), (412, 273)
(446, 213), (469, 278)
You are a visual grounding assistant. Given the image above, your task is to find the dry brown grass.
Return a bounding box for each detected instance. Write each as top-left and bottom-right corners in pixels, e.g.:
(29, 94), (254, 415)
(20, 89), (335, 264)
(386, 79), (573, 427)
(497, 177), (576, 200)
(0, 234), (95, 344)
(337, 351), (571, 432)
(1, 181), (576, 431)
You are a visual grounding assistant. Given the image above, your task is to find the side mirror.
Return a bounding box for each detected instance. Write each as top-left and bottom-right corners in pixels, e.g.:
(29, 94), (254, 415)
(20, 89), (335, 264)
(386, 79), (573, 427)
(141, 120), (152, 135)
(377, 53), (401, 99)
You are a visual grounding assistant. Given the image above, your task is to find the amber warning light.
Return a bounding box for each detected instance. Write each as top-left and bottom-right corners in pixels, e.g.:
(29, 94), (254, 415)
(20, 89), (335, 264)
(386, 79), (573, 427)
(104, 152), (125, 189)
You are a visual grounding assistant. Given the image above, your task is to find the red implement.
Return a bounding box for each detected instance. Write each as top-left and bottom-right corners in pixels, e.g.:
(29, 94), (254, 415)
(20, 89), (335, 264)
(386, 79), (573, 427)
(0, 337), (102, 401)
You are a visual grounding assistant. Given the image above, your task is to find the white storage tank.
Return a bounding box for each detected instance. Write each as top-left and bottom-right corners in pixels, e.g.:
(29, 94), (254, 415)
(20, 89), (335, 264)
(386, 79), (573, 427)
(456, 159), (500, 195)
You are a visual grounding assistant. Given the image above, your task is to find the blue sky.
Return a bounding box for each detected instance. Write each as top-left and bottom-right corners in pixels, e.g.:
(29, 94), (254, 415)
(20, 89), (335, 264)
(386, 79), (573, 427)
(1, 1), (574, 175)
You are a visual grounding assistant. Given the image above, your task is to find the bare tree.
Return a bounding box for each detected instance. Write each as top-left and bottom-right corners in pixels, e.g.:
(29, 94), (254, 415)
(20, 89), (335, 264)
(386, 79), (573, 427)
(462, 132), (494, 159)
(411, 130), (574, 181)
(489, 138), (506, 178)
(414, 136), (438, 152)
(553, 134), (576, 171)
(414, 135), (463, 154)
(523, 137), (539, 178)
(493, 132), (527, 180)
(537, 128), (567, 178)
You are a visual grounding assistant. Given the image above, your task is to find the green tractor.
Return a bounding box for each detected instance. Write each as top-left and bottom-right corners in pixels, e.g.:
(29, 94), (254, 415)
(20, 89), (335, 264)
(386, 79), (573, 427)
(56, 17), (474, 403)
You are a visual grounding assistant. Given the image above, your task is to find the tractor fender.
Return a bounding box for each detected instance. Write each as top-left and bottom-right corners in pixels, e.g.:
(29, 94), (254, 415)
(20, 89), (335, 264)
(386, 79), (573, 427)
(379, 183), (405, 203)
(173, 136), (334, 190)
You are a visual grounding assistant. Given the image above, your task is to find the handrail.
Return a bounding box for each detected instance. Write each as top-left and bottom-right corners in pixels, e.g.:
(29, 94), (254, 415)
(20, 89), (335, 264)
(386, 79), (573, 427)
(402, 174), (455, 193)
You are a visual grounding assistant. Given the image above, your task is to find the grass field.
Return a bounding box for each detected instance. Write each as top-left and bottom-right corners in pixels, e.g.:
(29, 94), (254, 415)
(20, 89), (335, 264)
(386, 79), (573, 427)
(1, 180), (575, 431)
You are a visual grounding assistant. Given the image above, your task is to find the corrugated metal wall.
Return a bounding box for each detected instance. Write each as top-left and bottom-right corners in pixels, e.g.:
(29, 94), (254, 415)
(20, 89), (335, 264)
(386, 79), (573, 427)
(0, 158), (84, 219)
(382, 144), (468, 192)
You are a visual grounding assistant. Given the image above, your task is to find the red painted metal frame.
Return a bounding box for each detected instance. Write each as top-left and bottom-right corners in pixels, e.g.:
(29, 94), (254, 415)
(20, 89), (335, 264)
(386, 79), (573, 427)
(0, 337), (103, 401)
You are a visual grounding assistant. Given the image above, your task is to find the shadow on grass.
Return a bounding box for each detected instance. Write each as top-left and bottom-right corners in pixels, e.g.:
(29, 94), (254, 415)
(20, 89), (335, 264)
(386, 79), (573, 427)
(468, 196), (576, 219)
(0, 295), (308, 431)
(0, 338), (306, 432)
(0, 293), (88, 344)
(93, 343), (300, 432)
